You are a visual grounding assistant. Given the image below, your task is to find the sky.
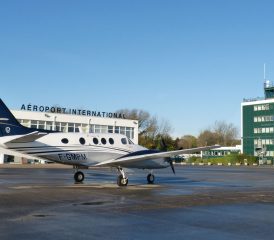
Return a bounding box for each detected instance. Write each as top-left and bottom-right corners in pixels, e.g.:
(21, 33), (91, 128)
(0, 0), (274, 137)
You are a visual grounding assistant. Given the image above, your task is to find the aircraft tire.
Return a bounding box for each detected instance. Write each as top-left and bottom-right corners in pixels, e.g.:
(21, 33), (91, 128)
(117, 175), (128, 186)
(147, 173), (155, 184)
(74, 171), (85, 183)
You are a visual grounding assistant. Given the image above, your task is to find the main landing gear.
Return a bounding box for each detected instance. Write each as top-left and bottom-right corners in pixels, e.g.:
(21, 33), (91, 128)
(74, 166), (85, 183)
(116, 168), (156, 186)
(117, 167), (128, 187)
(147, 173), (155, 184)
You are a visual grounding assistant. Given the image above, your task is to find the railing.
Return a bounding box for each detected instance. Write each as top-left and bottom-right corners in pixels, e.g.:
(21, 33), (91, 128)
(243, 97), (265, 102)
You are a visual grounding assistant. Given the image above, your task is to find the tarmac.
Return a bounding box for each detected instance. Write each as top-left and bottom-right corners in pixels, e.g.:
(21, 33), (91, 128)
(1, 164), (274, 240)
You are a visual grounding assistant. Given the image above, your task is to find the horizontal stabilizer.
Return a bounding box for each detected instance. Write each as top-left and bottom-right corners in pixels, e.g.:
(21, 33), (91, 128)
(2, 131), (48, 144)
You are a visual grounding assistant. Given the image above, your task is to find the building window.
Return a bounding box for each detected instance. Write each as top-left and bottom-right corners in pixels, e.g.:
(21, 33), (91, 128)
(81, 124), (88, 133)
(68, 123), (74, 132)
(19, 119), (30, 127)
(94, 125), (101, 133)
(45, 121), (53, 130)
(60, 123), (67, 132)
(74, 124), (81, 133)
(120, 127), (126, 135)
(89, 124), (95, 133)
(108, 126), (113, 133)
(126, 127), (132, 139)
(115, 126), (119, 133)
(30, 120), (38, 129)
(38, 121), (45, 130)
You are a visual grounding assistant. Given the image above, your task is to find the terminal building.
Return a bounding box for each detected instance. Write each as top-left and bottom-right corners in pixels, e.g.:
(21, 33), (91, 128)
(201, 145), (241, 159)
(0, 102), (138, 164)
(241, 80), (274, 162)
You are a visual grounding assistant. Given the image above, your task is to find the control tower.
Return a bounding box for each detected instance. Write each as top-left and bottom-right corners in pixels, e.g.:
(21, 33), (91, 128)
(264, 80), (274, 99)
(241, 65), (274, 164)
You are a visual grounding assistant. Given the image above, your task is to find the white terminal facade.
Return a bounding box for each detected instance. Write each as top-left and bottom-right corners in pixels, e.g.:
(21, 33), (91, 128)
(0, 104), (138, 164)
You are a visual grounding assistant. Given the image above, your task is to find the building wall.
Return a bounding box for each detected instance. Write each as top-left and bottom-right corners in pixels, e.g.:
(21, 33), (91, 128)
(241, 99), (274, 159)
(11, 110), (139, 144)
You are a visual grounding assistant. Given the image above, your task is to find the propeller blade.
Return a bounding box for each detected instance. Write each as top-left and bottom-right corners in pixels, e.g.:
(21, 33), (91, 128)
(169, 160), (175, 175)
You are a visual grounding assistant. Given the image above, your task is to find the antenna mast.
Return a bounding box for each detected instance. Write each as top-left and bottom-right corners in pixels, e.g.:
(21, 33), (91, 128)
(264, 63), (266, 81)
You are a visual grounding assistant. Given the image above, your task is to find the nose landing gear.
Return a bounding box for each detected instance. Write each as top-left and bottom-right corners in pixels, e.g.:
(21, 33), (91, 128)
(117, 167), (128, 186)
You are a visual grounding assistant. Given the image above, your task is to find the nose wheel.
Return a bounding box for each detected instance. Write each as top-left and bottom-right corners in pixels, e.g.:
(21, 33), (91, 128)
(117, 167), (128, 186)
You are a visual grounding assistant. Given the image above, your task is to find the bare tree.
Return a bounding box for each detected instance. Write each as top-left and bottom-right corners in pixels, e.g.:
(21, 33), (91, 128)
(116, 109), (173, 149)
(116, 109), (172, 137)
(213, 121), (239, 146)
(197, 121), (239, 146)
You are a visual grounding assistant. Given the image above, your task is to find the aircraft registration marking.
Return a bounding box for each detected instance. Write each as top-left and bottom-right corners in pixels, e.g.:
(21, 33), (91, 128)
(58, 153), (87, 161)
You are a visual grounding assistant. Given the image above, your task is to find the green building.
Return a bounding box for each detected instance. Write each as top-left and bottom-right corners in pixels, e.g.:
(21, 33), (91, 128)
(241, 81), (274, 161)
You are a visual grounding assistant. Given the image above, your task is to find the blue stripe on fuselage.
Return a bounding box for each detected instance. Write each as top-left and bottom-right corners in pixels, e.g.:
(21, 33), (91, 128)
(118, 149), (161, 159)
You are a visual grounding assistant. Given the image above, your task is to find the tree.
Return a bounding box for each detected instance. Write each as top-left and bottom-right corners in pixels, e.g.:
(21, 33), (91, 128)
(197, 121), (239, 146)
(212, 121), (239, 146)
(197, 130), (219, 146)
(116, 109), (173, 149)
(176, 135), (197, 149)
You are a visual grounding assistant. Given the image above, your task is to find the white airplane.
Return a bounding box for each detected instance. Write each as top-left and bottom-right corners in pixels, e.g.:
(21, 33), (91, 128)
(0, 99), (219, 186)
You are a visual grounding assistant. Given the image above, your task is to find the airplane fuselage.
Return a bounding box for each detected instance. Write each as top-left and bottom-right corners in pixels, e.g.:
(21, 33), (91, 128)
(4, 132), (170, 169)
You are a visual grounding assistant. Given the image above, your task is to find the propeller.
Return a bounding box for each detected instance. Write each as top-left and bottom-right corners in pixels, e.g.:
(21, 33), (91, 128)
(161, 137), (176, 174)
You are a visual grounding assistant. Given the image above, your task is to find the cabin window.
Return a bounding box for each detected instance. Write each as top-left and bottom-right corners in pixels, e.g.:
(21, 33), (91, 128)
(121, 138), (127, 145)
(61, 138), (69, 144)
(79, 137), (85, 145)
(93, 138), (99, 145)
(101, 138), (107, 145)
(109, 138), (114, 145)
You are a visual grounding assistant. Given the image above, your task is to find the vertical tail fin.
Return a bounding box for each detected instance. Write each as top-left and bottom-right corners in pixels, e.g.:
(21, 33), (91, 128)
(0, 99), (33, 136)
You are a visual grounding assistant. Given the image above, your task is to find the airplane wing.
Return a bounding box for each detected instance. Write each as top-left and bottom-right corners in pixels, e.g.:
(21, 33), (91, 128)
(0, 131), (48, 144)
(95, 145), (220, 167)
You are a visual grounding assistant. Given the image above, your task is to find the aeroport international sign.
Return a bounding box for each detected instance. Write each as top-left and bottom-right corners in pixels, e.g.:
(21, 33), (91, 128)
(20, 104), (126, 119)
